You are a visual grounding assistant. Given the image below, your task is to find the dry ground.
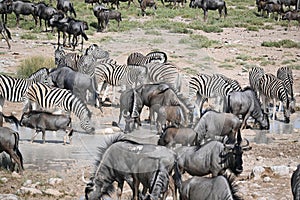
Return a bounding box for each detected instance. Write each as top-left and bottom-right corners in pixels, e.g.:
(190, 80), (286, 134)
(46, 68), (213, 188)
(0, 22), (299, 200)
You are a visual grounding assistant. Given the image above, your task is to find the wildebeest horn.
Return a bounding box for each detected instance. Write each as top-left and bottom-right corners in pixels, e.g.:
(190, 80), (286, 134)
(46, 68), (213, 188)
(242, 138), (252, 151)
(82, 171), (91, 184)
(122, 110), (130, 117)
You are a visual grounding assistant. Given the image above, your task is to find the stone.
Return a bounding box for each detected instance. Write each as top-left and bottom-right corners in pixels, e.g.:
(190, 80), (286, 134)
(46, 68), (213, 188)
(48, 178), (63, 186)
(271, 165), (289, 176)
(0, 194), (20, 200)
(43, 189), (64, 197)
(23, 180), (32, 186)
(11, 172), (21, 178)
(19, 187), (43, 195)
(251, 166), (265, 179)
(0, 177), (8, 183)
(263, 177), (271, 182)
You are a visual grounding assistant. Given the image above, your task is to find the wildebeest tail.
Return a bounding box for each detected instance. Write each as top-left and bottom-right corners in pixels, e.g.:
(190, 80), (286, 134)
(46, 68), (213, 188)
(81, 27), (88, 41)
(70, 3), (77, 18)
(222, 173), (242, 200)
(1, 113), (20, 129)
(13, 132), (24, 170)
(173, 160), (182, 197)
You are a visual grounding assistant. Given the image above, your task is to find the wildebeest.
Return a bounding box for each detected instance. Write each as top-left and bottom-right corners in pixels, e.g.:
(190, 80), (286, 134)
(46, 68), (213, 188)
(225, 87), (270, 130)
(153, 105), (187, 133)
(193, 109), (242, 145)
(56, 0), (76, 17)
(0, 112), (20, 129)
(177, 174), (242, 200)
(34, 2), (58, 32)
(263, 2), (284, 20)
(118, 88), (143, 133)
(135, 83), (194, 127)
(66, 19), (89, 51)
(83, 133), (180, 200)
(157, 126), (198, 148)
(291, 164), (300, 200)
(0, 21), (11, 49)
(0, 127), (24, 174)
(189, 0), (227, 21)
(85, 0), (100, 6)
(93, 7), (122, 32)
(20, 110), (73, 145)
(12, 0), (38, 27)
(282, 10), (300, 30)
(0, 0), (13, 24)
(46, 67), (99, 106)
(139, 0), (157, 16)
(49, 11), (70, 46)
(175, 134), (251, 177)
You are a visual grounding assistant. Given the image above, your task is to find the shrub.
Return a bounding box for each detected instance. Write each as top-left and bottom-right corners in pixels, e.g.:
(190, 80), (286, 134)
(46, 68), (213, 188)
(17, 56), (54, 78)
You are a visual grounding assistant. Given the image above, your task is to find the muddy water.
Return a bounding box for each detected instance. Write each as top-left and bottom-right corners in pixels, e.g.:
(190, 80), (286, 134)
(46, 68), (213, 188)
(5, 113), (300, 172)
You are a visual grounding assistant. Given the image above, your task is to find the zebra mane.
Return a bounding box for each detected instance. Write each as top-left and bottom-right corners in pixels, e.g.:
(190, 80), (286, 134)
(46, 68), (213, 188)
(28, 68), (49, 79)
(222, 173), (243, 200)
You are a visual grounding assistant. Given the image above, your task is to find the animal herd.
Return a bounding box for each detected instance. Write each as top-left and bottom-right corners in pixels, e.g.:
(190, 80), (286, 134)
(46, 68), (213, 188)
(0, 42), (298, 199)
(0, 0), (299, 50)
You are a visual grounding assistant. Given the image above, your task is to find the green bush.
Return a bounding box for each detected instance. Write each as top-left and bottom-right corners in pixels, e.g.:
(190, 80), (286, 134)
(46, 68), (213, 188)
(17, 56), (54, 78)
(261, 40), (300, 48)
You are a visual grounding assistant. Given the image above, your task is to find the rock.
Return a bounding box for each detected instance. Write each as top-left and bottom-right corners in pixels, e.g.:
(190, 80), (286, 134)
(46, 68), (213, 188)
(43, 189), (64, 197)
(263, 177), (271, 182)
(18, 187), (43, 195)
(271, 165), (289, 176)
(0, 194), (20, 200)
(48, 178), (63, 186)
(23, 180), (32, 186)
(11, 172), (21, 178)
(0, 177), (8, 183)
(251, 166), (265, 179)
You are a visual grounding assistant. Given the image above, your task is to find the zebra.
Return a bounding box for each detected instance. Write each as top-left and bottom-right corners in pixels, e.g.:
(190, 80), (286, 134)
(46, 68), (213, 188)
(259, 73), (290, 123)
(77, 44), (110, 77)
(277, 66), (295, 113)
(215, 74), (242, 92)
(94, 62), (146, 102)
(25, 82), (95, 133)
(188, 73), (233, 116)
(144, 62), (181, 91)
(249, 66), (265, 97)
(0, 68), (49, 112)
(54, 45), (80, 70)
(127, 51), (167, 66)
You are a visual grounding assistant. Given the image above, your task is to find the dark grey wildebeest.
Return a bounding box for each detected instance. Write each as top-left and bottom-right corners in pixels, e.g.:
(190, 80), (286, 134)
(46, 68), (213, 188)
(0, 127), (24, 174)
(175, 135), (251, 177)
(158, 126), (198, 148)
(193, 109), (242, 145)
(0, 21), (11, 49)
(0, 0), (13, 24)
(177, 174), (242, 200)
(135, 83), (194, 127)
(34, 2), (58, 32)
(46, 67), (99, 106)
(83, 133), (180, 200)
(189, 0), (227, 21)
(119, 88), (143, 133)
(12, 0), (38, 27)
(20, 110), (73, 145)
(282, 10), (300, 30)
(225, 87), (270, 130)
(292, 164), (300, 200)
(56, 0), (76, 17)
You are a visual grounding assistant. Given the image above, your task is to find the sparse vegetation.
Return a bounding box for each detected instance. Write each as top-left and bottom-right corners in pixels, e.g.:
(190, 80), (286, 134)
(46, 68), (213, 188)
(261, 40), (300, 48)
(16, 57), (54, 78)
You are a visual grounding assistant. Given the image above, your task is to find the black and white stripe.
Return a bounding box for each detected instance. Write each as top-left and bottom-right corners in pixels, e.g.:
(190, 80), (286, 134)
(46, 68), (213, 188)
(26, 82), (95, 133)
(259, 73), (290, 123)
(215, 74), (242, 92)
(189, 73), (233, 113)
(54, 45), (80, 70)
(0, 68), (48, 112)
(249, 66), (265, 95)
(127, 51), (167, 66)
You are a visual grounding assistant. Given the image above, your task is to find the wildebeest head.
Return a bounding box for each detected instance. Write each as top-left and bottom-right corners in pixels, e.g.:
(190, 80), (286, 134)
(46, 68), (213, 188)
(259, 112), (270, 130)
(123, 110), (139, 133)
(223, 138), (251, 176)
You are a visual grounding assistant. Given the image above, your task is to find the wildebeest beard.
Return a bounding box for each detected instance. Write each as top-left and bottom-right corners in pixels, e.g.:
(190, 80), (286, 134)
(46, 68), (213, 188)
(219, 145), (243, 176)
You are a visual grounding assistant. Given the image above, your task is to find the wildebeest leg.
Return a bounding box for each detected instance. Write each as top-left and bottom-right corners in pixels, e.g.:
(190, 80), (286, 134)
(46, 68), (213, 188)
(116, 181), (124, 200)
(16, 14), (20, 27)
(64, 129), (73, 145)
(132, 177), (140, 200)
(31, 130), (41, 143)
(241, 112), (251, 129)
(6, 149), (23, 174)
(203, 9), (208, 22)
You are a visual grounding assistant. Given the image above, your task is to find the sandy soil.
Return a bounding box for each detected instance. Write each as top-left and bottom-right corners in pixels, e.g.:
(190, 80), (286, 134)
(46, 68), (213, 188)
(0, 21), (300, 200)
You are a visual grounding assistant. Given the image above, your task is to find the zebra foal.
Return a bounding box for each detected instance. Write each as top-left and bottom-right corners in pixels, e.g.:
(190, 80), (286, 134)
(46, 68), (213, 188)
(259, 73), (290, 123)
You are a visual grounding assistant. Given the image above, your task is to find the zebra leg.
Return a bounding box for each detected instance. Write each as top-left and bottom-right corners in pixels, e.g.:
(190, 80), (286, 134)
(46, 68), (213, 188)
(0, 97), (4, 113)
(272, 99), (277, 120)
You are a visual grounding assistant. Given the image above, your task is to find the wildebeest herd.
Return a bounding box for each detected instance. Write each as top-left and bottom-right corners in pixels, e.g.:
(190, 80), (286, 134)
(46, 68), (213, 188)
(0, 0), (299, 50)
(0, 41), (298, 199)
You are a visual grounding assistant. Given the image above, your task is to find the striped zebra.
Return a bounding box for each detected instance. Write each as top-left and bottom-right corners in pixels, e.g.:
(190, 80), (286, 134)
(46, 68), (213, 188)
(249, 66), (265, 96)
(0, 68), (48, 112)
(259, 73), (290, 123)
(54, 45), (80, 70)
(127, 51), (167, 66)
(215, 74), (242, 92)
(25, 83), (95, 133)
(277, 66), (295, 113)
(94, 62), (146, 102)
(144, 62), (181, 91)
(77, 44), (110, 77)
(189, 73), (233, 115)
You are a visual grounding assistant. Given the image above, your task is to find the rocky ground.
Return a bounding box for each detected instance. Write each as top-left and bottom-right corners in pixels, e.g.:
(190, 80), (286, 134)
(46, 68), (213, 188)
(0, 20), (299, 200)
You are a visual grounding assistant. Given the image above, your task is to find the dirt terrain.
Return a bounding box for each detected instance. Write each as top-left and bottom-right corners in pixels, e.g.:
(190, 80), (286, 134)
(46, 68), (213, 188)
(0, 22), (300, 200)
